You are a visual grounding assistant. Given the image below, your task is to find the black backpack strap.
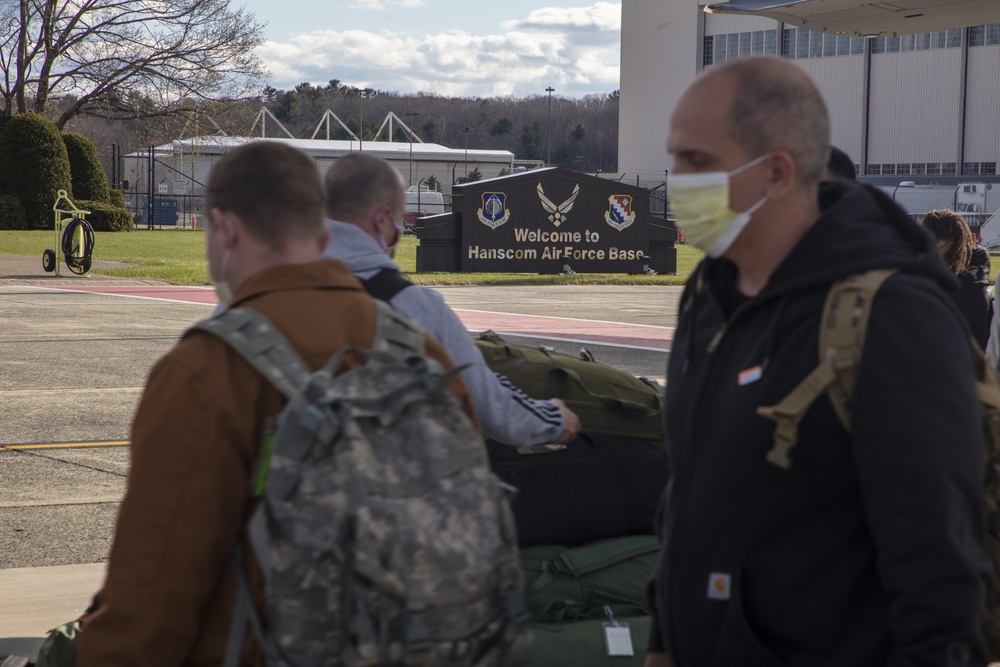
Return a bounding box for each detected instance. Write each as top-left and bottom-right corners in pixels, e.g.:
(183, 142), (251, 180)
(360, 268), (414, 303)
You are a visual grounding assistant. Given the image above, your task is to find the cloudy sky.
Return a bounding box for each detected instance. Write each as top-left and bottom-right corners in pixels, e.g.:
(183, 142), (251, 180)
(243, 0), (621, 98)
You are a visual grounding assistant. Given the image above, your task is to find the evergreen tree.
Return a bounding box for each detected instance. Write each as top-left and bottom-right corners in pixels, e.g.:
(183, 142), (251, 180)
(63, 132), (111, 203)
(0, 113), (73, 229)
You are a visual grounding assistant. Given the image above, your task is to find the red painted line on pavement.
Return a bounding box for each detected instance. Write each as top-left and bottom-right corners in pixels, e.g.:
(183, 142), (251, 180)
(27, 285), (674, 351)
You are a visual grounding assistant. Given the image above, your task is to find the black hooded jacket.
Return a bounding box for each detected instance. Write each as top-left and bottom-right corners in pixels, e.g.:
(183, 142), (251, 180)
(649, 182), (991, 666)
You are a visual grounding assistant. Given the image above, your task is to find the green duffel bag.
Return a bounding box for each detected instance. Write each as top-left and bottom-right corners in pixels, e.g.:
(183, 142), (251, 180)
(520, 535), (660, 623)
(34, 620), (80, 667)
(474, 330), (664, 442)
(515, 615), (652, 667)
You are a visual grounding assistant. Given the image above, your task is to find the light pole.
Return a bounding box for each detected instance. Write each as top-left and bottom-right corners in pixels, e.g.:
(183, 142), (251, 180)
(462, 127), (470, 179)
(405, 111), (420, 186)
(358, 88), (372, 152)
(545, 86), (555, 165)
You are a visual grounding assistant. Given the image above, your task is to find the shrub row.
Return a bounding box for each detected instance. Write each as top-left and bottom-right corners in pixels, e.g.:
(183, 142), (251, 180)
(0, 112), (73, 229)
(75, 200), (133, 232)
(0, 194), (26, 230)
(0, 114), (130, 230)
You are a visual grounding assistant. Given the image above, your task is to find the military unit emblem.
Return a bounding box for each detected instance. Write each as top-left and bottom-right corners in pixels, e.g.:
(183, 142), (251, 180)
(477, 192), (510, 229)
(604, 195), (636, 231)
(477, 186), (638, 233)
(537, 183), (580, 227)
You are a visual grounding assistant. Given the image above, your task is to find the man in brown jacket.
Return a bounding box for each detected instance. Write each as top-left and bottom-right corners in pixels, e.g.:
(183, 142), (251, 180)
(77, 141), (477, 666)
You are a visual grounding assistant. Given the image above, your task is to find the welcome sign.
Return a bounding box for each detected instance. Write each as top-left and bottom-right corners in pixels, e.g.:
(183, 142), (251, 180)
(416, 168), (676, 275)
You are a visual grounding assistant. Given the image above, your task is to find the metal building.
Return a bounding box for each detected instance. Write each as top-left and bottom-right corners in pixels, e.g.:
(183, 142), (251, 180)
(121, 136), (514, 228)
(618, 0), (1000, 191)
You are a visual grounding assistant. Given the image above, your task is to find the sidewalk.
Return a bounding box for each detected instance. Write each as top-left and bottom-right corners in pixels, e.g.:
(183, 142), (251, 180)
(0, 564), (105, 637)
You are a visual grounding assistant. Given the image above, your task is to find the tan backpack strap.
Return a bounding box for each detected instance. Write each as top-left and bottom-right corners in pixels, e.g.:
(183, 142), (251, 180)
(819, 269), (897, 431)
(978, 380), (1000, 412)
(756, 269), (896, 470)
(756, 361), (838, 469)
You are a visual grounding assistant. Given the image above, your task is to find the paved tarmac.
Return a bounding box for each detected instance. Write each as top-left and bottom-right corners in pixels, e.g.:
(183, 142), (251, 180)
(0, 254), (681, 642)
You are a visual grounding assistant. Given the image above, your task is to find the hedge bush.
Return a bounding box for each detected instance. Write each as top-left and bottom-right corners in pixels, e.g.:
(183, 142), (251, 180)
(0, 112), (73, 229)
(0, 194), (26, 230)
(75, 200), (133, 232)
(109, 188), (127, 209)
(63, 133), (111, 203)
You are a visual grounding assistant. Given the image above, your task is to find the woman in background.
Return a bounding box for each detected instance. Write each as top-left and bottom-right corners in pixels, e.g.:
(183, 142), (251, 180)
(921, 209), (991, 350)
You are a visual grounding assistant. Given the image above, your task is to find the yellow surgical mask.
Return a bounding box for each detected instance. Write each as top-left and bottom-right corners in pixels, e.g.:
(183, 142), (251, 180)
(667, 154), (770, 258)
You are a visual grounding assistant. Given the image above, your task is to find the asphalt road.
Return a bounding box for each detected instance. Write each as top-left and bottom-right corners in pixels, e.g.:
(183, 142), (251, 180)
(0, 278), (680, 571)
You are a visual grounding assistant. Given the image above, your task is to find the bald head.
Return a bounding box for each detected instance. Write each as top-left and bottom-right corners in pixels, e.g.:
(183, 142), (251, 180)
(325, 153), (406, 224)
(691, 56), (830, 187)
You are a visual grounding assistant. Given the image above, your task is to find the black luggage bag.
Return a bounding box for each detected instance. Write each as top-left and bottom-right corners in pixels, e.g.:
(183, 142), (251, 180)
(488, 433), (670, 548)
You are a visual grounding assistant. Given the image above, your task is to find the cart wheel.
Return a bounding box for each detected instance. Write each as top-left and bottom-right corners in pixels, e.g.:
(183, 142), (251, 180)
(42, 249), (56, 272)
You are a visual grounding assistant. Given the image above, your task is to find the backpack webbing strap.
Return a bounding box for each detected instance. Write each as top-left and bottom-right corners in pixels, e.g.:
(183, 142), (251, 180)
(524, 536), (660, 594)
(223, 539), (280, 667)
(979, 382), (1000, 412)
(818, 269), (897, 429)
(192, 308), (311, 403)
(312, 301), (435, 383)
(756, 363), (839, 470)
(370, 299), (426, 362)
(541, 600), (649, 623)
(755, 269), (896, 470)
(360, 268), (414, 304)
(194, 308), (330, 462)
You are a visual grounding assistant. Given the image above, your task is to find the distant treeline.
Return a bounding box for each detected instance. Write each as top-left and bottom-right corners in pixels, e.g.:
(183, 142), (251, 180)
(263, 81), (620, 172)
(54, 81), (619, 178)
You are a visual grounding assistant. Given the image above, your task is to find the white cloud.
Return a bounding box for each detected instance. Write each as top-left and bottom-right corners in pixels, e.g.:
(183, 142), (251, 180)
(347, 0), (426, 9)
(257, 2), (621, 98)
(503, 2), (620, 32)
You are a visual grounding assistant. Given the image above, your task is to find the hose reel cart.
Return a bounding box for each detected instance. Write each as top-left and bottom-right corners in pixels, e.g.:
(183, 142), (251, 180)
(44, 190), (95, 276)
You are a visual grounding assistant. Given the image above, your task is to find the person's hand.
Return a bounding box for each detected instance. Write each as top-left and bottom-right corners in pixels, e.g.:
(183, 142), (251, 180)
(643, 652), (672, 667)
(549, 398), (581, 444)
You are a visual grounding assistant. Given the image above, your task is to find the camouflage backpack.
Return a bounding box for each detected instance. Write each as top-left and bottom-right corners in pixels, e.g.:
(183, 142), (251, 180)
(192, 302), (531, 667)
(753, 269), (1000, 657)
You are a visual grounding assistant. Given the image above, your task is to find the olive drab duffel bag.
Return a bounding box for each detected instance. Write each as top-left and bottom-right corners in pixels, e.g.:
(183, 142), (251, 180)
(514, 614), (651, 667)
(514, 535), (659, 667)
(519, 535), (659, 623)
(474, 331), (664, 443)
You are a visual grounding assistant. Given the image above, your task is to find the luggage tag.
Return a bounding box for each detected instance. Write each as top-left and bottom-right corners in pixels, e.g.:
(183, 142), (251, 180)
(602, 605), (634, 657)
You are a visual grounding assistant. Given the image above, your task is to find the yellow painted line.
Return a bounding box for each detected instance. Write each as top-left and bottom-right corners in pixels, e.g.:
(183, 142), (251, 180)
(0, 441), (130, 451)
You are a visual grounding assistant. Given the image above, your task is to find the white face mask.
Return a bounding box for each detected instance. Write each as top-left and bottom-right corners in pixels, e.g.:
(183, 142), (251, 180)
(667, 154), (771, 258)
(210, 216), (234, 307)
(212, 248), (233, 307)
(378, 215), (404, 258)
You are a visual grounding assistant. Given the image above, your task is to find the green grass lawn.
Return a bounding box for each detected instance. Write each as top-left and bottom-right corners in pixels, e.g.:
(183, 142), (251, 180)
(0, 229), (705, 286)
(6, 228), (999, 288)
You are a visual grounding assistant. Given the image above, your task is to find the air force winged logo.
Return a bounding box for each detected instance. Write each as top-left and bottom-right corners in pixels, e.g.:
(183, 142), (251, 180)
(477, 192), (510, 229)
(537, 183), (580, 227)
(604, 195), (636, 231)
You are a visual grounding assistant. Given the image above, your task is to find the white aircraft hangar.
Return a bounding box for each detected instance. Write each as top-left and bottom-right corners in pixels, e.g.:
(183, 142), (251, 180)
(618, 0), (1000, 189)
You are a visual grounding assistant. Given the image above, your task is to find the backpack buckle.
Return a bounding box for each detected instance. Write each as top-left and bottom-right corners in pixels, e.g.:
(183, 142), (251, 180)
(765, 436), (795, 470)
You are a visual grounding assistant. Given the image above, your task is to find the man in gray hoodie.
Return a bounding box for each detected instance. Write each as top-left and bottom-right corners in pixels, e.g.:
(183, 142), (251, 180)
(322, 152), (580, 447)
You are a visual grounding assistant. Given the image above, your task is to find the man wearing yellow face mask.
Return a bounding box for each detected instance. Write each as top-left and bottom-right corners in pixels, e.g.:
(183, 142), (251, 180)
(645, 57), (989, 667)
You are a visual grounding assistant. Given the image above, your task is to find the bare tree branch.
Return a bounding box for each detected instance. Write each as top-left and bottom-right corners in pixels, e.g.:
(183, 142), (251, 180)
(0, 0), (266, 127)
